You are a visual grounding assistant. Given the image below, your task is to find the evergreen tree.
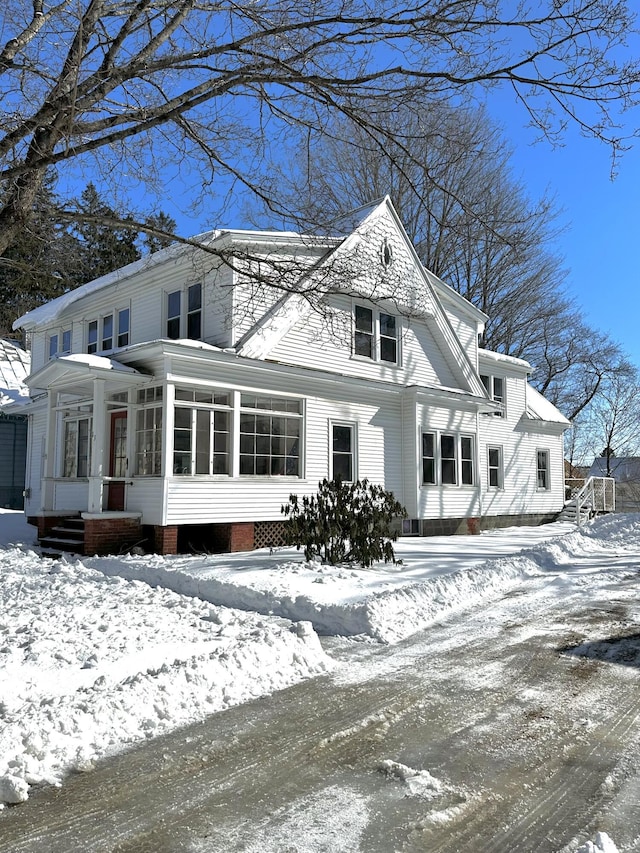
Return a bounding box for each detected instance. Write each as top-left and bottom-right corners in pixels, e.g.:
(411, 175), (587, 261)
(0, 173), (80, 337)
(142, 212), (177, 254)
(71, 184), (141, 283)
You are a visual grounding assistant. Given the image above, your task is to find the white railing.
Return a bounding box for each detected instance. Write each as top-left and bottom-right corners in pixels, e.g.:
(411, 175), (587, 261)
(566, 476), (616, 526)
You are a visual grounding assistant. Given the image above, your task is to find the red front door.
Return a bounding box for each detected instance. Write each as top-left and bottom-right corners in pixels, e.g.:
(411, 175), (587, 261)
(107, 411), (127, 511)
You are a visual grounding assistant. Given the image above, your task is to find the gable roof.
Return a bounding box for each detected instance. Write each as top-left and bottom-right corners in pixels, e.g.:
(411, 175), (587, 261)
(12, 225), (333, 332)
(524, 384), (570, 426)
(589, 456), (640, 481)
(0, 339), (31, 408)
(236, 196), (488, 398)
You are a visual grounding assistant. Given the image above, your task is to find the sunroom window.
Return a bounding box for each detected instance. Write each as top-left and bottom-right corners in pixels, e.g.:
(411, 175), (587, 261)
(239, 395), (302, 476)
(62, 417), (90, 478)
(173, 388), (231, 476)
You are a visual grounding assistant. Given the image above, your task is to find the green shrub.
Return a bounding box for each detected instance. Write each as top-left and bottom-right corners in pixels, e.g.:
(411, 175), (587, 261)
(281, 478), (407, 567)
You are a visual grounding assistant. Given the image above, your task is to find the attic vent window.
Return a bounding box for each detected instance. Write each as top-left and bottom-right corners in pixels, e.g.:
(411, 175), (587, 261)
(381, 239), (393, 268)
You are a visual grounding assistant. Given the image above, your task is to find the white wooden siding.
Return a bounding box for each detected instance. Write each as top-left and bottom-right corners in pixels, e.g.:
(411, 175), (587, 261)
(24, 407), (46, 514)
(164, 388), (403, 524)
(478, 374), (565, 516)
(415, 402), (481, 518)
(126, 478), (166, 525)
(52, 480), (89, 511)
(267, 293), (459, 389)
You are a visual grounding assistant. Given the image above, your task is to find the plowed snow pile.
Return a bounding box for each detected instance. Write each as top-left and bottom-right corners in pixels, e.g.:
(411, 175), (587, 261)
(2, 510), (640, 810)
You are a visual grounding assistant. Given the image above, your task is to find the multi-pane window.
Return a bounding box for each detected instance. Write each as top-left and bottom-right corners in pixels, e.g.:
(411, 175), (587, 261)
(117, 308), (130, 347)
(353, 305), (399, 364)
(332, 423), (355, 482)
(422, 432), (475, 487)
(135, 386), (163, 475)
(62, 417), (90, 478)
(488, 445), (503, 489)
(354, 306), (374, 358)
(101, 314), (113, 350)
(87, 320), (98, 354)
(422, 432), (436, 485)
(87, 309), (129, 353)
(173, 388), (231, 476)
(461, 436), (474, 486)
(187, 283), (202, 339)
(49, 329), (72, 359)
(480, 374), (505, 416)
(379, 313), (397, 363)
(537, 449), (550, 490)
(167, 290), (181, 339)
(440, 434), (457, 484)
(239, 395), (302, 476)
(167, 284), (202, 340)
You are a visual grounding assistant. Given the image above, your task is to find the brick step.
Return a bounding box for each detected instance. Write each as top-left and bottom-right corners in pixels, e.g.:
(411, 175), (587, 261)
(38, 516), (85, 556)
(39, 536), (85, 555)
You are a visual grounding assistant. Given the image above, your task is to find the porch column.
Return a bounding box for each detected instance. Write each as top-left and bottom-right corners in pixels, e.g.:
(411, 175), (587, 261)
(87, 378), (106, 513)
(41, 390), (58, 511)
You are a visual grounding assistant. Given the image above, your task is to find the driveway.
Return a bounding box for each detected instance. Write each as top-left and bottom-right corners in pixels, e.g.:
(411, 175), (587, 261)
(1, 531), (639, 852)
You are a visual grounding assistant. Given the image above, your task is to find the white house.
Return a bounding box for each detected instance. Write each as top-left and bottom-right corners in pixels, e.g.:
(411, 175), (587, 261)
(14, 197), (570, 555)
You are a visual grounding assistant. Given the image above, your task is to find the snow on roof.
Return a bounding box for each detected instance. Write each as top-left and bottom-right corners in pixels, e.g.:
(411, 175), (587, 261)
(56, 353), (142, 373)
(11, 231), (226, 331)
(325, 197), (388, 236)
(478, 348), (531, 372)
(0, 339), (31, 409)
(525, 383), (571, 425)
(589, 456), (640, 482)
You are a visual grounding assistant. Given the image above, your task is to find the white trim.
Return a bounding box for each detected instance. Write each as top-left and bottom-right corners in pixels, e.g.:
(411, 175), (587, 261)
(329, 420), (358, 482)
(487, 444), (504, 490)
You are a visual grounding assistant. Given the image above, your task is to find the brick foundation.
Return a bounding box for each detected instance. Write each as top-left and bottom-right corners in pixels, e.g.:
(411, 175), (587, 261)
(229, 522), (255, 552)
(82, 514), (143, 556)
(153, 525), (178, 555)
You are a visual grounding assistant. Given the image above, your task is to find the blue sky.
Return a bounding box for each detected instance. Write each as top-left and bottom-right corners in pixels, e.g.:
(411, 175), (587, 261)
(487, 106), (640, 370)
(133, 87), (640, 372)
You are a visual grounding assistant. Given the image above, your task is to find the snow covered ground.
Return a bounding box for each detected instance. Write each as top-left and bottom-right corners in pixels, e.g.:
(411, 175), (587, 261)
(0, 507), (636, 853)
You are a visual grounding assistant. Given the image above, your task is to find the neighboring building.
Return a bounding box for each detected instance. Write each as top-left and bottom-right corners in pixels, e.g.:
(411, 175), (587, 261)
(13, 197), (570, 555)
(0, 339), (30, 509)
(589, 457), (640, 512)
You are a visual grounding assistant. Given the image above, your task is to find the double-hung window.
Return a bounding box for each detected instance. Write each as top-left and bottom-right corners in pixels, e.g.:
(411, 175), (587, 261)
(487, 446), (503, 489)
(49, 328), (71, 359)
(481, 374), (505, 416)
(331, 423), (356, 482)
(239, 395), (302, 477)
(422, 432), (475, 487)
(173, 388), (231, 476)
(87, 308), (130, 354)
(353, 305), (399, 364)
(166, 283), (202, 340)
(537, 449), (550, 490)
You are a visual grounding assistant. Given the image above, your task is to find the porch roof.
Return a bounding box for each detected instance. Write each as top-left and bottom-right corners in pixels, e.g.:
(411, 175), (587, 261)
(26, 353), (151, 396)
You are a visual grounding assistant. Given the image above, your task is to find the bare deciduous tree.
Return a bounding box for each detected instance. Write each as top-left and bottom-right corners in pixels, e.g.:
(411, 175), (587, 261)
(0, 0), (639, 259)
(571, 361), (640, 468)
(261, 101), (631, 421)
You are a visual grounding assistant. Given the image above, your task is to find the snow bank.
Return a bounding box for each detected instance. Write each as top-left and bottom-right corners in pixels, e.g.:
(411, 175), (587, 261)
(86, 516), (640, 644)
(3, 511), (639, 807)
(576, 832), (619, 853)
(0, 546), (332, 806)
